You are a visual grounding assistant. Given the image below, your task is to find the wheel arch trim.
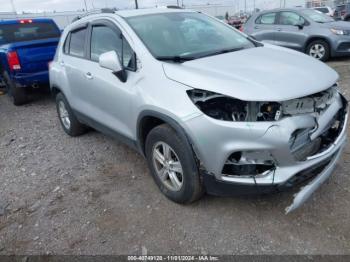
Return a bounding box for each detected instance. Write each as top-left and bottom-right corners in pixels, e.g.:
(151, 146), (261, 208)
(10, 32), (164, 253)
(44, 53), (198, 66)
(136, 110), (197, 159)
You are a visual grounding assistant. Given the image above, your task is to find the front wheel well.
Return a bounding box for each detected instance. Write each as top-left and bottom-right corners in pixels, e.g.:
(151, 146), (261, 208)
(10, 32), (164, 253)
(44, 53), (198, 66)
(138, 116), (165, 154)
(304, 37), (330, 52)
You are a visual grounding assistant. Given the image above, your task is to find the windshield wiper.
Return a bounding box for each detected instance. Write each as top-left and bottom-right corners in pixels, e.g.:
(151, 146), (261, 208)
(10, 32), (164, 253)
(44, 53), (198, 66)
(197, 47), (245, 59)
(156, 56), (196, 63)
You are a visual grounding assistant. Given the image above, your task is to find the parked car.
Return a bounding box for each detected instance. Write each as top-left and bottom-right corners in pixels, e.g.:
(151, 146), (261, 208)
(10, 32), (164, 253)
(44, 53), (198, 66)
(243, 8), (350, 61)
(228, 16), (242, 29)
(334, 3), (350, 21)
(0, 18), (60, 105)
(50, 8), (348, 212)
(313, 6), (334, 17)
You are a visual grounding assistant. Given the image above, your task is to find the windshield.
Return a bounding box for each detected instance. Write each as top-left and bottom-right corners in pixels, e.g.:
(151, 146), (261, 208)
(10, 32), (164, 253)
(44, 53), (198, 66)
(0, 22), (60, 45)
(126, 12), (255, 60)
(301, 9), (334, 23)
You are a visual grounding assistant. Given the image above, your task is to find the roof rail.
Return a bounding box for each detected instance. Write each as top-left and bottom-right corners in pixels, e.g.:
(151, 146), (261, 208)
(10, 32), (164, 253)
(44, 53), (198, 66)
(72, 8), (117, 22)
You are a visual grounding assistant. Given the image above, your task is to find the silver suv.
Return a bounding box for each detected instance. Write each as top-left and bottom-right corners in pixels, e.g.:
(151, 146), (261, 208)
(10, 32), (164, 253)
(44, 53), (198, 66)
(243, 8), (350, 61)
(50, 8), (348, 212)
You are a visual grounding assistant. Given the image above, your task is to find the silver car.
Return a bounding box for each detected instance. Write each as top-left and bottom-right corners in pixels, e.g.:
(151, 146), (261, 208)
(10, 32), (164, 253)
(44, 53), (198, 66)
(49, 8), (348, 212)
(243, 8), (350, 61)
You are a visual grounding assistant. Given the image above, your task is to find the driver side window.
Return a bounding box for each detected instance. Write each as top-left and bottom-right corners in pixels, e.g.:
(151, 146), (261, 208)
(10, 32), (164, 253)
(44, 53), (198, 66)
(279, 12), (305, 26)
(90, 24), (136, 71)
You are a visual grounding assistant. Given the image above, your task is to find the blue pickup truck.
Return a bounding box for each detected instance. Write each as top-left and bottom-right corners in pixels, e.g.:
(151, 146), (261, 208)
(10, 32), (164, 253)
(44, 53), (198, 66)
(0, 18), (60, 105)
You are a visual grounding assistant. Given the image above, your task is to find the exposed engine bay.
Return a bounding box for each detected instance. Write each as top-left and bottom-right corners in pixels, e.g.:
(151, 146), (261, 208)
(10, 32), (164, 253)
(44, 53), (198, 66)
(187, 86), (337, 122)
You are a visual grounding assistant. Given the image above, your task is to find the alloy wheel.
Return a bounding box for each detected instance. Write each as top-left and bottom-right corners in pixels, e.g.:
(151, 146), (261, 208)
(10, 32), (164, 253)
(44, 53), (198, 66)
(152, 141), (184, 192)
(309, 44), (326, 60)
(58, 100), (71, 130)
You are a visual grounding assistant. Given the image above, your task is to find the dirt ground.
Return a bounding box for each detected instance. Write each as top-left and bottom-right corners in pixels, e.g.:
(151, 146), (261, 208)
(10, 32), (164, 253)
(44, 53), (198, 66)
(0, 58), (350, 256)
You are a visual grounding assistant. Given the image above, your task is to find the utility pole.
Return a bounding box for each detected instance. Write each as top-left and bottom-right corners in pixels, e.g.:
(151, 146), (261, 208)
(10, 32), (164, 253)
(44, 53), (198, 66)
(177, 0), (179, 6)
(83, 0), (88, 12)
(244, 0), (247, 13)
(135, 0), (139, 9)
(10, 0), (17, 13)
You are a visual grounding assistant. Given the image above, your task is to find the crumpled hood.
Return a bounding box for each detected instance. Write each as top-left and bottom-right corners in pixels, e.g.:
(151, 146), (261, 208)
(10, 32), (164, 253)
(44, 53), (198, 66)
(162, 45), (338, 101)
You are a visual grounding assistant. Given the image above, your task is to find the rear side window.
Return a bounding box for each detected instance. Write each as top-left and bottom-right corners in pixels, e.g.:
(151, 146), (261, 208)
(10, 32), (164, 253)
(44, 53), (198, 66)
(69, 28), (87, 57)
(256, 13), (276, 24)
(0, 22), (60, 44)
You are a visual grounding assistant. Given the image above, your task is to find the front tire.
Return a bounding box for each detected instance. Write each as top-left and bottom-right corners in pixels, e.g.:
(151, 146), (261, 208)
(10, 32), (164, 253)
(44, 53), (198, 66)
(306, 40), (330, 62)
(145, 124), (204, 204)
(55, 92), (87, 137)
(2, 72), (27, 106)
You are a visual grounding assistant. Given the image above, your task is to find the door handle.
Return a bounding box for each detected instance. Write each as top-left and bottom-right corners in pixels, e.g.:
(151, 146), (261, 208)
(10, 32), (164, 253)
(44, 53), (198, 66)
(85, 72), (93, 80)
(59, 61), (65, 67)
(254, 26), (259, 29)
(277, 28), (282, 31)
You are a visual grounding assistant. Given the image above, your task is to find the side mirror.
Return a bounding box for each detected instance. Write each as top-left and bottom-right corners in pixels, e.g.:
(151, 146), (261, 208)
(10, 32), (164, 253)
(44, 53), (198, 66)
(99, 51), (127, 82)
(295, 21), (305, 30)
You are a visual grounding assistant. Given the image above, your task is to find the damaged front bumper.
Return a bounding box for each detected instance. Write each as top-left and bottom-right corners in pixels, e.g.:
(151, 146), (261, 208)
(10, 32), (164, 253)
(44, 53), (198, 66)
(183, 92), (348, 213)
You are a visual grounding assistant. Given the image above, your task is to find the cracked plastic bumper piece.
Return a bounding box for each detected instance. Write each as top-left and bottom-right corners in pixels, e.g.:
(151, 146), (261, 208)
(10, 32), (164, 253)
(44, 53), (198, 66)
(285, 146), (344, 214)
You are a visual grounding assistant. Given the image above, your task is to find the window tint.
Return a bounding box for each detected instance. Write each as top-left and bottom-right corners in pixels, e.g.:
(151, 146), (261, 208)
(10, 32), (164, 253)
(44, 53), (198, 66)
(90, 25), (135, 70)
(0, 22), (60, 44)
(256, 13), (276, 24)
(279, 12), (305, 26)
(69, 28), (86, 57)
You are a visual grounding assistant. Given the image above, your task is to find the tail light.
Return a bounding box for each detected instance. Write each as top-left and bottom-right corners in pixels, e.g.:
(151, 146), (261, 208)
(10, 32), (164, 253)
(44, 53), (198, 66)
(7, 51), (21, 71)
(341, 11), (346, 16)
(239, 25), (244, 32)
(19, 19), (33, 24)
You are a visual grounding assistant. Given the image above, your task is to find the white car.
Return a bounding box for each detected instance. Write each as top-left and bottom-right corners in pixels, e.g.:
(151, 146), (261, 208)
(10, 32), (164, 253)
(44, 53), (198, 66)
(313, 6), (334, 17)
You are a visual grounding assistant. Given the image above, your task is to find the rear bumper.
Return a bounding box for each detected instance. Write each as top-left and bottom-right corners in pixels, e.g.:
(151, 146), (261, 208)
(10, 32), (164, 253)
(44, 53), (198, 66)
(12, 70), (49, 87)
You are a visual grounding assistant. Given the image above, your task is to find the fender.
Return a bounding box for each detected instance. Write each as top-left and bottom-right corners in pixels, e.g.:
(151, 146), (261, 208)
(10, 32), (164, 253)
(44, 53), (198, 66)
(136, 110), (198, 159)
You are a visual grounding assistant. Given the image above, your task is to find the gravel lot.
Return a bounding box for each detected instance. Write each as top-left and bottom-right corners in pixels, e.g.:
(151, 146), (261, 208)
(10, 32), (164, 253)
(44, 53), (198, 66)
(0, 59), (350, 256)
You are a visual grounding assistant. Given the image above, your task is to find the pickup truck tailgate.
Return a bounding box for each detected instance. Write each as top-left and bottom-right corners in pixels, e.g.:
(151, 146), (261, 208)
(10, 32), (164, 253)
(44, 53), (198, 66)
(12, 38), (59, 73)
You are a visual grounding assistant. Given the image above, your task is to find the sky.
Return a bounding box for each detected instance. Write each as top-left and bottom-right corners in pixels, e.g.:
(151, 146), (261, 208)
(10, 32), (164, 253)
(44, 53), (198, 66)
(1, 0), (306, 13)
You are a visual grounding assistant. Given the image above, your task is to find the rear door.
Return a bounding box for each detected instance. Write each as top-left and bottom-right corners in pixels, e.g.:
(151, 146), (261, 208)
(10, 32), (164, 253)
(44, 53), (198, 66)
(60, 25), (90, 111)
(274, 11), (308, 51)
(249, 12), (277, 44)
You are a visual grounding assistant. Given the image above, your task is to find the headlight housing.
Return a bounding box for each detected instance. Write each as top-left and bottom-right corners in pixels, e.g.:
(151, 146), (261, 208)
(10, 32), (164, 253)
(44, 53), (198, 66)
(330, 28), (348, 35)
(187, 89), (282, 122)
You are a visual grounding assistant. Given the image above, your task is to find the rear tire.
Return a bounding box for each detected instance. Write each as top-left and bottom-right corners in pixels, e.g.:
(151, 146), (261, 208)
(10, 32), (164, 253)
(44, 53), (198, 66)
(145, 124), (204, 204)
(55, 92), (87, 137)
(2, 72), (28, 106)
(306, 40), (330, 62)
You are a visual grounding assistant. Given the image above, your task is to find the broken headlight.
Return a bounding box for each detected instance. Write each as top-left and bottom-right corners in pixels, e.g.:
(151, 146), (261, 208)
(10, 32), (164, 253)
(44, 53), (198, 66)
(187, 89), (282, 122)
